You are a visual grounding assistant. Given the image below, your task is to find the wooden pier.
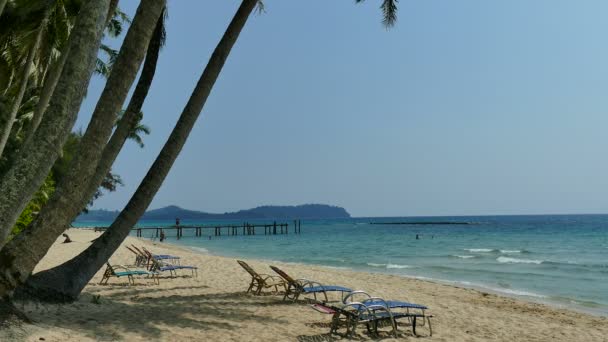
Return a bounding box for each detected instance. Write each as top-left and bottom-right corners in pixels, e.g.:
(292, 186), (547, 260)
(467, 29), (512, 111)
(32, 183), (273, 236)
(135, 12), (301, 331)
(94, 220), (302, 239)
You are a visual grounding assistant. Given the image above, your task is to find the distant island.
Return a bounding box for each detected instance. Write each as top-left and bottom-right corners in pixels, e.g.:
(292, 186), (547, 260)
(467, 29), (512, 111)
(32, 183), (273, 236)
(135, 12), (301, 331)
(75, 204), (351, 222)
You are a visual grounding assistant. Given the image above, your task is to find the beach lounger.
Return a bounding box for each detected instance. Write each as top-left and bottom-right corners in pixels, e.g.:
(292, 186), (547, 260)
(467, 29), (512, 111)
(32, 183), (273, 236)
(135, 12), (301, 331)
(237, 260), (286, 295)
(141, 246), (180, 264)
(269, 265), (351, 302)
(99, 262), (159, 285)
(126, 246), (149, 267)
(147, 254), (198, 278)
(311, 290), (432, 337)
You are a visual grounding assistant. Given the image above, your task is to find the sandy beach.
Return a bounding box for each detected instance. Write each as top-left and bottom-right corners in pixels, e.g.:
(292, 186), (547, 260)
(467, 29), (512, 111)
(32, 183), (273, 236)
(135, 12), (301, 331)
(2, 228), (606, 342)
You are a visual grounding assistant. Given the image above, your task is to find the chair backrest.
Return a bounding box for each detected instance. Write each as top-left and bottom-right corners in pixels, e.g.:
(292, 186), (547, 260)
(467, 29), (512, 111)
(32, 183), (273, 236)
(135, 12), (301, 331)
(131, 245), (146, 256)
(104, 262), (116, 276)
(269, 265), (296, 285)
(126, 246), (139, 256)
(237, 260), (261, 279)
(343, 290), (372, 304)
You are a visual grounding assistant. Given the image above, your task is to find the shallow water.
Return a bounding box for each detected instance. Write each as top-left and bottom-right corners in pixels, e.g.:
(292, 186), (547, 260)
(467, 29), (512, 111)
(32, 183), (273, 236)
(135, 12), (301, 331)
(75, 214), (608, 315)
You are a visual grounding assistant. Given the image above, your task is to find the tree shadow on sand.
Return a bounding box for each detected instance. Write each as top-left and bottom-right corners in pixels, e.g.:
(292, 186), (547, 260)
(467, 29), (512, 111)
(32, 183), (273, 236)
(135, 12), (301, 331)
(17, 287), (291, 341)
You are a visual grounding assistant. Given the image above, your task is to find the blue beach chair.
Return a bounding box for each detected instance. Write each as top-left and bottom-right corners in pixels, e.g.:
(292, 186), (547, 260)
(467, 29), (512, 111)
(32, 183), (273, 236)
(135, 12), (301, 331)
(269, 265), (352, 302)
(99, 262), (159, 285)
(148, 254), (198, 278)
(312, 290), (432, 337)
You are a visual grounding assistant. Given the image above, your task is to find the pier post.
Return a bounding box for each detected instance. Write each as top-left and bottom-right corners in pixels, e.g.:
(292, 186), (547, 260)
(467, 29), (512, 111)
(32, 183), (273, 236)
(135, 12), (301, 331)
(273, 221), (277, 235)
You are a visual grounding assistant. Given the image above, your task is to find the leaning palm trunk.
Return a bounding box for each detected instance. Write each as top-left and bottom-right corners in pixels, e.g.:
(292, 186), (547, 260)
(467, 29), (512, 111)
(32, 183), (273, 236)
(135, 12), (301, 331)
(19, 0), (259, 302)
(23, 43), (70, 146)
(0, 0), (165, 298)
(0, 11), (50, 158)
(0, 0), (110, 248)
(80, 10), (165, 209)
(25, 0), (121, 144)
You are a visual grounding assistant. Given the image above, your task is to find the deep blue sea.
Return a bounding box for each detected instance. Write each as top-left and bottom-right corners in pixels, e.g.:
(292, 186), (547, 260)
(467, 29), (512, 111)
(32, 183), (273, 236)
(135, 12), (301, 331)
(74, 214), (608, 316)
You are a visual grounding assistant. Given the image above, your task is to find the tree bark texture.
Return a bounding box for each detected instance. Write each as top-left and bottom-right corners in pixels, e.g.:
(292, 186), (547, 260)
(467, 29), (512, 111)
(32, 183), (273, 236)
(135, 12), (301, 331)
(0, 0), (110, 247)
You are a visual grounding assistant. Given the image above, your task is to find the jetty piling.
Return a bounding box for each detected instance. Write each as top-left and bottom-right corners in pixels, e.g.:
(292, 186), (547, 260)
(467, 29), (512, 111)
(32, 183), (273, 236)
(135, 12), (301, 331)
(107, 221), (302, 239)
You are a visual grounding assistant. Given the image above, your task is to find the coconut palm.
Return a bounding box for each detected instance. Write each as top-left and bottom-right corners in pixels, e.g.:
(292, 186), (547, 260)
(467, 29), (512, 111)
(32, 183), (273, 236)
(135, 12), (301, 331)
(0, 4), (51, 158)
(17, 0), (400, 301)
(18, 0), (261, 301)
(0, 0), (165, 299)
(0, 0), (110, 251)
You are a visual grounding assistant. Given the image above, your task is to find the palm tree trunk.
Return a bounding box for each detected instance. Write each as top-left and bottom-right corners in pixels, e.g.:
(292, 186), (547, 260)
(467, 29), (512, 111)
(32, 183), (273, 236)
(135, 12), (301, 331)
(81, 10), (164, 209)
(24, 0), (122, 144)
(0, 12), (49, 158)
(23, 44), (70, 145)
(0, 0), (110, 249)
(18, 0), (259, 302)
(0, 0), (166, 299)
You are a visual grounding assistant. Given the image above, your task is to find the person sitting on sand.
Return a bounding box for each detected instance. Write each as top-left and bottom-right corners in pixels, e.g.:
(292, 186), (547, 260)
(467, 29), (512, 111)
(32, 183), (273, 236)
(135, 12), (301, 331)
(62, 233), (72, 243)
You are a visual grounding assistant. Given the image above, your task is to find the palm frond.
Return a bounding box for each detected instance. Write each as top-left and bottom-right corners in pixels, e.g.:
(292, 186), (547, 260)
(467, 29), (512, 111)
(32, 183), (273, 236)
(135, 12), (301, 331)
(381, 0), (398, 28)
(255, 0), (265, 15)
(354, 0), (398, 28)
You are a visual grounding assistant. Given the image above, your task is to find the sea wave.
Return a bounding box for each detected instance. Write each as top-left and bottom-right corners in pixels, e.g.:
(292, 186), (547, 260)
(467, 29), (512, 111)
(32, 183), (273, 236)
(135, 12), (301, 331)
(386, 263), (413, 269)
(188, 246), (210, 254)
(488, 287), (547, 298)
(500, 249), (528, 254)
(452, 255), (475, 259)
(497, 256), (543, 264)
(366, 262), (413, 269)
(465, 248), (496, 253)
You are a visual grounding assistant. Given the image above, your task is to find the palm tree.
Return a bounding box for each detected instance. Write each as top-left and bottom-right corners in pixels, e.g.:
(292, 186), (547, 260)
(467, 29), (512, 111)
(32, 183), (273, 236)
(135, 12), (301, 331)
(18, 0), (261, 301)
(0, 6), (51, 158)
(0, 0), (111, 249)
(15, 0), (400, 301)
(25, 2), (129, 144)
(0, 0), (165, 299)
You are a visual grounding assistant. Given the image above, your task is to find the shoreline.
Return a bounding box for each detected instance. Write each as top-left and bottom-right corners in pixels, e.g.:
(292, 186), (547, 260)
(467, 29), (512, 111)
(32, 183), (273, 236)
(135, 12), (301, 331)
(171, 237), (608, 318)
(7, 228), (605, 341)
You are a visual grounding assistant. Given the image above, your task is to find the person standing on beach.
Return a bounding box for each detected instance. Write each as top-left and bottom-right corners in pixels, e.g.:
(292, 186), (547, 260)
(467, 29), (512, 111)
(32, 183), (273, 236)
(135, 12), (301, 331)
(175, 217), (181, 226)
(160, 229), (165, 242)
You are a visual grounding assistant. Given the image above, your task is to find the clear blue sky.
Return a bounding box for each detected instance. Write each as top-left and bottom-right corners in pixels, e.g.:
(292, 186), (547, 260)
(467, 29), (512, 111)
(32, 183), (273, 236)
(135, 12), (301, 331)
(77, 0), (608, 217)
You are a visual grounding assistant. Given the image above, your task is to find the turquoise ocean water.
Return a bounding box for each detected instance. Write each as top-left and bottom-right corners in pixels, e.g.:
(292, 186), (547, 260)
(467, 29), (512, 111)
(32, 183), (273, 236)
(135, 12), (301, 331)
(75, 215), (608, 316)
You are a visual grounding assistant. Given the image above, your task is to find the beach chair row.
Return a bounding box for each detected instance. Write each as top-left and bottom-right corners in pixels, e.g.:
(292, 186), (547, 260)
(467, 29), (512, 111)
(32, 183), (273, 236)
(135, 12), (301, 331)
(99, 245), (198, 285)
(237, 260), (433, 338)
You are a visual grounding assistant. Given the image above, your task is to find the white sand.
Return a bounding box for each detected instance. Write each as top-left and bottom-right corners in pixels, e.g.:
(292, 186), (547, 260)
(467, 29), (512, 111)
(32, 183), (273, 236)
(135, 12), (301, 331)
(2, 228), (606, 341)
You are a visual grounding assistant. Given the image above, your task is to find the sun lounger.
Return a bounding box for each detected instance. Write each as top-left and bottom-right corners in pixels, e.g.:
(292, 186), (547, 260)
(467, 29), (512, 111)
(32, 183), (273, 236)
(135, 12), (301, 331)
(141, 246), (180, 264)
(99, 262), (159, 285)
(147, 253), (198, 278)
(311, 290), (432, 337)
(269, 265), (351, 302)
(126, 246), (149, 267)
(237, 260), (285, 295)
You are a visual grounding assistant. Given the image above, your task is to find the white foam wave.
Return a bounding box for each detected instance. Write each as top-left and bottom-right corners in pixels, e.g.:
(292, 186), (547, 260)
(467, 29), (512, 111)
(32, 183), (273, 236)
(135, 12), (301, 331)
(366, 263), (387, 267)
(393, 275), (548, 299)
(325, 266), (351, 270)
(497, 256), (543, 264)
(465, 248), (494, 253)
(188, 246), (209, 254)
(386, 263), (413, 269)
(452, 255), (475, 259)
(500, 250), (522, 254)
(487, 287), (547, 298)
